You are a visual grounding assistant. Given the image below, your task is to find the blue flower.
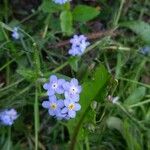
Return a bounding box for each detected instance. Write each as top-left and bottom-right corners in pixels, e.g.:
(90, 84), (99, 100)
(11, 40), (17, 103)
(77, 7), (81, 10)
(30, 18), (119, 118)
(53, 0), (70, 4)
(12, 27), (20, 40)
(63, 78), (82, 101)
(68, 35), (90, 56)
(140, 46), (150, 55)
(42, 76), (82, 120)
(42, 95), (64, 117)
(61, 99), (81, 118)
(43, 75), (65, 96)
(0, 109), (18, 126)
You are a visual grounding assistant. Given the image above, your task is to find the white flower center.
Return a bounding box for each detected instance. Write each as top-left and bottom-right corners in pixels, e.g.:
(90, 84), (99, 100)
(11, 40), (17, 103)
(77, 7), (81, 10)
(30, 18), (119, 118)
(51, 82), (58, 89)
(70, 86), (77, 94)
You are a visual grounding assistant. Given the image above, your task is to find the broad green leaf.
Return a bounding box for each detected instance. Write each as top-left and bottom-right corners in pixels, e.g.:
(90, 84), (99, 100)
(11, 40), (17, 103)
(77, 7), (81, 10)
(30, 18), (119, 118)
(106, 116), (123, 133)
(60, 10), (73, 35)
(68, 57), (80, 72)
(120, 21), (150, 44)
(124, 86), (146, 106)
(73, 5), (100, 23)
(67, 64), (110, 142)
(39, 0), (61, 13)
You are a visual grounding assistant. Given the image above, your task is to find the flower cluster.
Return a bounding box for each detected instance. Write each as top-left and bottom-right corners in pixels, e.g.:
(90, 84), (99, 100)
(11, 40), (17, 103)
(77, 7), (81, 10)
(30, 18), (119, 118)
(0, 109), (18, 126)
(68, 35), (90, 56)
(53, 0), (70, 4)
(12, 27), (20, 40)
(42, 75), (82, 120)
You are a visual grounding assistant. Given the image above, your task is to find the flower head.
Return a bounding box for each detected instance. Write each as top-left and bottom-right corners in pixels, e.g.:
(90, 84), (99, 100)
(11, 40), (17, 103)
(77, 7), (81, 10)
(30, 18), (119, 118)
(0, 109), (18, 126)
(42, 76), (82, 120)
(61, 99), (81, 118)
(12, 27), (20, 40)
(108, 95), (119, 104)
(43, 75), (65, 96)
(140, 46), (150, 56)
(69, 35), (90, 56)
(53, 0), (70, 4)
(42, 95), (64, 117)
(63, 78), (82, 101)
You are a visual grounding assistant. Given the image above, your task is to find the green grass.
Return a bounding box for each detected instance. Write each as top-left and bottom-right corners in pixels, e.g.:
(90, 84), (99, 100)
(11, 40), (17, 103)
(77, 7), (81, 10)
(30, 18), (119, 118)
(0, 0), (150, 150)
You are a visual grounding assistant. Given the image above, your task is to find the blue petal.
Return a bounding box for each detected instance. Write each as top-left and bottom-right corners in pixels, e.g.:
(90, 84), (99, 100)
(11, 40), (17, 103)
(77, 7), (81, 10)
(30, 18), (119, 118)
(68, 110), (76, 118)
(75, 103), (81, 111)
(42, 101), (50, 109)
(47, 89), (55, 96)
(61, 107), (68, 114)
(49, 75), (57, 82)
(48, 109), (55, 116)
(70, 78), (78, 86)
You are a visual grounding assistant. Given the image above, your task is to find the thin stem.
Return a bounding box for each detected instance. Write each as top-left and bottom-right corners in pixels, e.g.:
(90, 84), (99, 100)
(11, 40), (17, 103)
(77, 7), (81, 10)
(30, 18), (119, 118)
(33, 44), (41, 150)
(8, 127), (11, 150)
(103, 46), (131, 51)
(4, 0), (8, 23)
(34, 84), (39, 150)
(85, 136), (90, 150)
(130, 99), (150, 108)
(113, 0), (125, 27)
(118, 77), (150, 89)
(139, 0), (148, 20)
(0, 78), (24, 92)
(51, 61), (69, 73)
(20, 11), (39, 24)
(6, 55), (10, 85)
(116, 102), (147, 131)
(69, 106), (90, 150)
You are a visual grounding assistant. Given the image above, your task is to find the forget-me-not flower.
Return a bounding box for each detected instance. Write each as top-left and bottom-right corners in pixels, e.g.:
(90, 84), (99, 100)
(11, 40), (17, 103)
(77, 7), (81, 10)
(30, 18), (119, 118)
(0, 109), (18, 126)
(42, 75), (82, 120)
(140, 46), (150, 55)
(61, 99), (81, 118)
(42, 95), (64, 117)
(53, 0), (70, 4)
(43, 75), (65, 96)
(68, 35), (90, 56)
(63, 78), (82, 101)
(12, 27), (20, 40)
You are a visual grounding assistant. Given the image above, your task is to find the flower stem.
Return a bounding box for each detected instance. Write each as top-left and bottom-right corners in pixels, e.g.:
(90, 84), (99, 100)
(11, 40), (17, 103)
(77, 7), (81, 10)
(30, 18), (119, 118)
(33, 43), (41, 150)
(34, 84), (39, 150)
(113, 0), (125, 27)
(69, 106), (90, 150)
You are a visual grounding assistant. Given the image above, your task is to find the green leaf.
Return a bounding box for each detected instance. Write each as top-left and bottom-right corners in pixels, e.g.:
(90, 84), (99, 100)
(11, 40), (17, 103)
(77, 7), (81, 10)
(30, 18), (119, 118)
(68, 57), (80, 72)
(124, 86), (146, 106)
(0, 28), (5, 41)
(17, 68), (37, 82)
(60, 10), (73, 35)
(106, 116), (123, 133)
(39, 0), (61, 13)
(122, 120), (142, 150)
(73, 5), (100, 23)
(120, 21), (150, 44)
(67, 64), (110, 142)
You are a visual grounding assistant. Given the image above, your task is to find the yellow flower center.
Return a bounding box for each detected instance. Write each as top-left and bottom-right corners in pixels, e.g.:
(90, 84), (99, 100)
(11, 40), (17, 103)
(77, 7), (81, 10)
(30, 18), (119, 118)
(68, 104), (75, 110)
(50, 103), (57, 110)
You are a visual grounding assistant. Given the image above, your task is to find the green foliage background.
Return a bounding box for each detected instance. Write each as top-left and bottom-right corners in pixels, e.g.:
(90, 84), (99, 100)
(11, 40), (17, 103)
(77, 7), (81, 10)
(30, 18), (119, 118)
(0, 0), (150, 150)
